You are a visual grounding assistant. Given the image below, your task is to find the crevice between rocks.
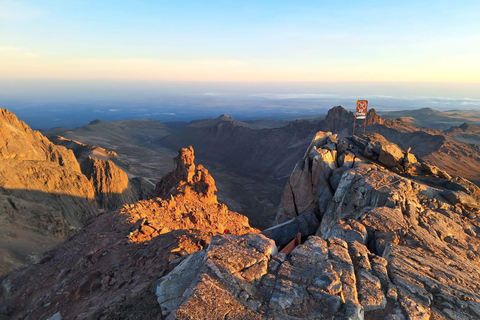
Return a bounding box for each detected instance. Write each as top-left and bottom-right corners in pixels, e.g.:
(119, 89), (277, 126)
(289, 181), (300, 217)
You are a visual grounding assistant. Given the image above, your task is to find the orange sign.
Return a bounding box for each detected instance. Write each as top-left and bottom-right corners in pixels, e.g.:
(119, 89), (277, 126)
(355, 100), (368, 119)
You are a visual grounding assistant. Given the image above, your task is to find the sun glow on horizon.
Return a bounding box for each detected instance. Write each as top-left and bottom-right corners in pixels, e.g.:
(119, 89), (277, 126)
(1, 55), (480, 83)
(0, 1), (479, 85)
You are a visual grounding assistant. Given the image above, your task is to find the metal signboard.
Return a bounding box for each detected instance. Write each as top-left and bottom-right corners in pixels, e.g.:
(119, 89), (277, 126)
(355, 100), (368, 119)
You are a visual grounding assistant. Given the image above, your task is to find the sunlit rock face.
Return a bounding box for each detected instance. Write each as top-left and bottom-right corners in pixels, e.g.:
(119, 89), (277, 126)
(155, 145), (218, 205)
(0, 107), (150, 275)
(0, 107), (97, 274)
(0, 146), (259, 319)
(81, 156), (140, 211)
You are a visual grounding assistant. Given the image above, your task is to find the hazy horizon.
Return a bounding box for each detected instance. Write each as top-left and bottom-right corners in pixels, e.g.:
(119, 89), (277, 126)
(1, 80), (480, 130)
(2, 1), (480, 129)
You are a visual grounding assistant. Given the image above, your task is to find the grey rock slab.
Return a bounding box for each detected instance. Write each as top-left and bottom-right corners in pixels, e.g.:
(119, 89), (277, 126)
(356, 269), (386, 311)
(156, 250), (206, 316)
(269, 279), (305, 310)
(324, 219), (368, 245)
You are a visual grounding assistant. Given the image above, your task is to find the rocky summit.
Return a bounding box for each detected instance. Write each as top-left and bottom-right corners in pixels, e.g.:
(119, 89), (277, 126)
(153, 132), (480, 319)
(271, 131), (480, 319)
(1, 105), (480, 320)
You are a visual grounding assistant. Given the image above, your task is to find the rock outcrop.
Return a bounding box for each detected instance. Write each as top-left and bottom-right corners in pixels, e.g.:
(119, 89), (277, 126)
(48, 135), (119, 162)
(155, 146), (217, 204)
(317, 106), (385, 138)
(0, 146), (258, 320)
(156, 233), (276, 319)
(51, 135), (155, 208)
(0, 109), (81, 169)
(0, 108), (97, 274)
(81, 156), (146, 211)
(156, 132), (480, 319)
(270, 131), (480, 319)
(0, 108), (153, 275)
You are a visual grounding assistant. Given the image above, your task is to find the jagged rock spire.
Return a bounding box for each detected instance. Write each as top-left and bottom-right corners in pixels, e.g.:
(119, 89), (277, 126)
(155, 146), (217, 204)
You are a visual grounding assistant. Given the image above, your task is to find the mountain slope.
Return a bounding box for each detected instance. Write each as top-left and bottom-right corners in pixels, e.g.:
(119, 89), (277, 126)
(380, 107), (480, 129)
(0, 146), (258, 320)
(444, 122), (480, 145)
(153, 132), (480, 319)
(0, 108), (153, 275)
(369, 123), (480, 184)
(0, 108), (97, 274)
(44, 119), (175, 183)
(162, 114), (316, 180)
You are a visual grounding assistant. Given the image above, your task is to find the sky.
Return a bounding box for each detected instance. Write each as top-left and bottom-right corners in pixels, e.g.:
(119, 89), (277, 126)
(1, 0), (480, 84)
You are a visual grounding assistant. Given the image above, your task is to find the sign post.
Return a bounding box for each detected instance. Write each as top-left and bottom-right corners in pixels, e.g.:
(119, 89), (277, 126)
(353, 100), (368, 136)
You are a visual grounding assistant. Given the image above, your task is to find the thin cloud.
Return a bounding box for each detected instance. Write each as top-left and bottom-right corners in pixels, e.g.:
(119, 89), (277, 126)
(0, 46), (39, 58)
(23, 52), (38, 58)
(251, 93), (340, 100)
(0, 1), (47, 21)
(460, 101), (480, 106)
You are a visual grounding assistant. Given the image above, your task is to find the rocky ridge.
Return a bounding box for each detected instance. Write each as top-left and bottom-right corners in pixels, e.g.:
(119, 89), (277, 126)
(0, 108), (97, 274)
(48, 106), (480, 231)
(81, 156), (151, 211)
(444, 122), (480, 146)
(48, 135), (119, 162)
(0, 146), (258, 320)
(51, 135), (155, 210)
(0, 108), (152, 275)
(153, 132), (480, 319)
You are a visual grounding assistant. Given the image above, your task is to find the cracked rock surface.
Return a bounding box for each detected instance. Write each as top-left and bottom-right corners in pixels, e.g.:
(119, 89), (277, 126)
(159, 132), (480, 319)
(271, 132), (480, 319)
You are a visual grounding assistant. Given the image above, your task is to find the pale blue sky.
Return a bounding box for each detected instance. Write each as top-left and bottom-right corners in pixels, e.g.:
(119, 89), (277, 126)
(1, 0), (479, 82)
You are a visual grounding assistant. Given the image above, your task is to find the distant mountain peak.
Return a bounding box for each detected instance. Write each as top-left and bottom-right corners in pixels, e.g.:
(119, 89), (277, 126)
(444, 121), (480, 134)
(460, 122), (471, 130)
(418, 107), (439, 114)
(88, 119), (102, 125)
(189, 114), (251, 129)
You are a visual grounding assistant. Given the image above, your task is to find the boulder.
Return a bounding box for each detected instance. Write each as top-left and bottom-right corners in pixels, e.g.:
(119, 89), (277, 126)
(364, 133), (404, 169)
(321, 219), (368, 245)
(156, 234), (276, 318)
(441, 190), (478, 208)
